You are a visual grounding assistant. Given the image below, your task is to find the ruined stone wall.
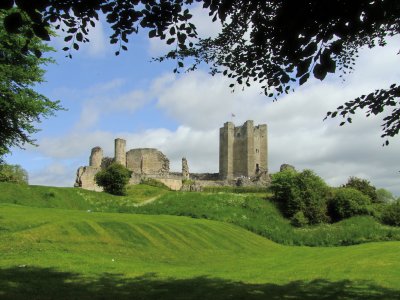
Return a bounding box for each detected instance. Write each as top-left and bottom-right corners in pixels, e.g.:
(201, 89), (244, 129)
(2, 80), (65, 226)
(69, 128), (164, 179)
(126, 148), (169, 175)
(89, 147), (103, 168)
(74, 166), (103, 191)
(190, 173), (220, 181)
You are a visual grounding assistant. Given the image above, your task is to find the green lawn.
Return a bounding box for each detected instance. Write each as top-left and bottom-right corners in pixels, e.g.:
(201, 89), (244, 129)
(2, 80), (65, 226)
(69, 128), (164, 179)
(1, 203), (400, 299)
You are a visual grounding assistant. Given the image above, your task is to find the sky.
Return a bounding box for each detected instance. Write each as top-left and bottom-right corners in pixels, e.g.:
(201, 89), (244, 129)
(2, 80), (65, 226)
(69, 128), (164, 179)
(5, 4), (400, 196)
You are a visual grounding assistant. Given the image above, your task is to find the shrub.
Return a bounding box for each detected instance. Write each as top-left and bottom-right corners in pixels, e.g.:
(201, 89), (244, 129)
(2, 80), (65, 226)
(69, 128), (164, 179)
(0, 164), (28, 184)
(291, 211), (308, 227)
(95, 163), (132, 195)
(343, 176), (379, 202)
(381, 202), (400, 226)
(270, 169), (330, 225)
(328, 187), (371, 222)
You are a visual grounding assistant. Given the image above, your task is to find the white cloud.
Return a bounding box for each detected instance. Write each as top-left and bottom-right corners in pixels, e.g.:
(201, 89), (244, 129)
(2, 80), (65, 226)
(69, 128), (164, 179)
(75, 81), (148, 129)
(29, 163), (77, 187)
(25, 37), (400, 196)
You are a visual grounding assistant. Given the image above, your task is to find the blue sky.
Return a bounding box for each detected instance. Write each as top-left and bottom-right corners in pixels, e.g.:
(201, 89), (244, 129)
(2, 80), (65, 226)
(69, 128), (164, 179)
(4, 5), (400, 195)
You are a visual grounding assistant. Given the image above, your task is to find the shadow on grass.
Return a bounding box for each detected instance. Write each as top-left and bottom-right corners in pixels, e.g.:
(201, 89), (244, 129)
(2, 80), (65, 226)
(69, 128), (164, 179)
(0, 266), (398, 300)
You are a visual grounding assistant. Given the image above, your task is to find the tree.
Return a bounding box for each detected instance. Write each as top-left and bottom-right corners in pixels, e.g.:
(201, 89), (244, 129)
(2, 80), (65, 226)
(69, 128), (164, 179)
(270, 169), (330, 225)
(376, 188), (397, 203)
(0, 163), (28, 184)
(0, 9), (62, 160)
(327, 187), (371, 222)
(95, 162), (132, 195)
(381, 201), (400, 227)
(2, 1), (400, 143)
(343, 176), (379, 203)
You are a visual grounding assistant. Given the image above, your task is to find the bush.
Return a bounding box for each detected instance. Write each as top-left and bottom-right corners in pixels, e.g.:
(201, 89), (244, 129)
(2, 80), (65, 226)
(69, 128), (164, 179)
(95, 163), (132, 195)
(381, 202), (400, 226)
(343, 176), (379, 202)
(270, 169), (330, 225)
(291, 211), (308, 227)
(0, 164), (28, 184)
(328, 187), (371, 222)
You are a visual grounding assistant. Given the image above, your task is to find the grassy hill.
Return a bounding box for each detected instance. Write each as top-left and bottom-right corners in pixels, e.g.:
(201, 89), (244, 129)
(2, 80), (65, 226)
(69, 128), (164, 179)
(1, 203), (400, 299)
(1, 182), (400, 247)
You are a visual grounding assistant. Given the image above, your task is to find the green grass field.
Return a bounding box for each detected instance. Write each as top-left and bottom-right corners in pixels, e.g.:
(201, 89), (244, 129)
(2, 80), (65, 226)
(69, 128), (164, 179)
(1, 183), (400, 299)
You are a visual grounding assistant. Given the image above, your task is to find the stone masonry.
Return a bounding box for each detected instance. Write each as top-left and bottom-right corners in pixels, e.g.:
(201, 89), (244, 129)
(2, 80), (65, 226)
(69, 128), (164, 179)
(74, 120), (269, 191)
(219, 120), (268, 179)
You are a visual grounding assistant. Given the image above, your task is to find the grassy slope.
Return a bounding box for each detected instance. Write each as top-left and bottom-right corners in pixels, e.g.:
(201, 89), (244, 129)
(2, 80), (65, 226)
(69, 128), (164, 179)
(132, 192), (400, 246)
(1, 204), (400, 289)
(0, 182), (167, 210)
(1, 182), (400, 247)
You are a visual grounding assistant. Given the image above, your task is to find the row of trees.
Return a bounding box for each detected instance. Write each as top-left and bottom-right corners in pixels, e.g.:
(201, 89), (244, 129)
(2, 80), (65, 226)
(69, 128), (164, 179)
(270, 168), (400, 227)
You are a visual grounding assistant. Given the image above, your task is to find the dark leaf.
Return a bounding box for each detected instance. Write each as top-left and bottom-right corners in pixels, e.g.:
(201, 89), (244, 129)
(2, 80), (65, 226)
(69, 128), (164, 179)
(33, 24), (50, 40)
(76, 32), (83, 42)
(313, 63), (328, 81)
(299, 73), (309, 85)
(4, 12), (23, 33)
(34, 49), (42, 58)
(166, 38), (175, 45)
(149, 29), (157, 38)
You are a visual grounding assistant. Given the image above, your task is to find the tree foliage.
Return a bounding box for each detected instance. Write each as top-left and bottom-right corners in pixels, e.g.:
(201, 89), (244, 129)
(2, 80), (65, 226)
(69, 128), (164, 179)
(376, 188), (398, 203)
(381, 201), (400, 227)
(328, 187), (371, 222)
(270, 169), (330, 225)
(343, 176), (379, 203)
(2, 1), (400, 142)
(95, 162), (132, 195)
(0, 163), (28, 184)
(0, 9), (62, 159)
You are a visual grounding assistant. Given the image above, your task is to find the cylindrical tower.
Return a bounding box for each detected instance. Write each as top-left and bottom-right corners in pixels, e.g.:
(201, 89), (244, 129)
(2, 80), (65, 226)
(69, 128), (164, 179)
(114, 138), (126, 166)
(89, 146), (103, 168)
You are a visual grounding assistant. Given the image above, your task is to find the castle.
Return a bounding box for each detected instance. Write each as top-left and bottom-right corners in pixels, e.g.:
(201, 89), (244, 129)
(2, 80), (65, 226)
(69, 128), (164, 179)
(74, 120), (269, 191)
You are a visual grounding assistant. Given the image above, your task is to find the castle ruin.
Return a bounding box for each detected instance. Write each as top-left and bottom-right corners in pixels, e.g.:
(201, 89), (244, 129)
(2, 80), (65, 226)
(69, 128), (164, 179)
(74, 120), (269, 191)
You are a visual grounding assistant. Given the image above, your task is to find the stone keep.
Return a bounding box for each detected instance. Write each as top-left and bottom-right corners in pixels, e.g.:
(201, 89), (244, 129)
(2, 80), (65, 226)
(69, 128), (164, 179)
(219, 120), (268, 179)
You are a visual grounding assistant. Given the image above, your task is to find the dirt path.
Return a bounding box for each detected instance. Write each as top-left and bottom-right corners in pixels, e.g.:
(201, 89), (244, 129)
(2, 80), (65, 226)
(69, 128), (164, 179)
(133, 195), (161, 207)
